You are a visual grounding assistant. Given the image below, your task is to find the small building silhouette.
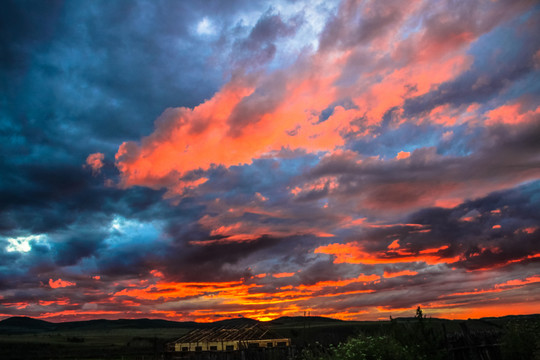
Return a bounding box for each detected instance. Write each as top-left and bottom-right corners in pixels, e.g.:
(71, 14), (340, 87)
(167, 323), (290, 353)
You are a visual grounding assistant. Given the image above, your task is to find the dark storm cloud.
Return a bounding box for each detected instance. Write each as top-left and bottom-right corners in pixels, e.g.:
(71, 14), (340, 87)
(296, 259), (361, 286)
(318, 0), (407, 52)
(393, 0), (537, 64)
(159, 235), (284, 282)
(332, 0), (538, 92)
(0, 161), (206, 290)
(151, 157), (351, 281)
(0, 161), (171, 235)
(0, 0), (270, 172)
(224, 10), (303, 136)
(1, 0), (268, 290)
(54, 232), (107, 267)
(231, 8), (302, 69)
(302, 180), (540, 313)
(347, 122), (441, 158)
(0, 0), (244, 271)
(0, 0), (63, 75)
(328, 180), (540, 272)
(304, 119), (540, 212)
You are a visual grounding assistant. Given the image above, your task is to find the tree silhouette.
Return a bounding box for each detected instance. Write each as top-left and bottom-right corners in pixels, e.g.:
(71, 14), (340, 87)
(416, 306), (424, 321)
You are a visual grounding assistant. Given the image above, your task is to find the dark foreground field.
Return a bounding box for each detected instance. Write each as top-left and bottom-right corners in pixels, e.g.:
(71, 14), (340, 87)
(0, 314), (538, 360)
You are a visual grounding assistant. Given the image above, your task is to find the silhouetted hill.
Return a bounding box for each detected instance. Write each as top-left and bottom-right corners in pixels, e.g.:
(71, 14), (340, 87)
(481, 313), (539, 322)
(0, 316), (55, 333)
(0, 315), (343, 334)
(269, 316), (343, 325)
(54, 318), (199, 331)
(2, 314), (536, 335)
(0, 316), (263, 334)
(201, 317), (259, 328)
(0, 317), (198, 334)
(0, 315), (263, 334)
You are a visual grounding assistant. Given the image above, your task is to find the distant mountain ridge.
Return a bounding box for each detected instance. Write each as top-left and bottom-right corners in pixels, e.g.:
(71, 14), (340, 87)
(0, 316), (56, 331)
(3, 314), (535, 334)
(0, 315), (341, 334)
(0, 316), (197, 334)
(268, 315), (343, 324)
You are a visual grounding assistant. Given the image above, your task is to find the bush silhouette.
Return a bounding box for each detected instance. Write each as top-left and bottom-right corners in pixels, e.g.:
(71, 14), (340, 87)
(301, 333), (416, 360)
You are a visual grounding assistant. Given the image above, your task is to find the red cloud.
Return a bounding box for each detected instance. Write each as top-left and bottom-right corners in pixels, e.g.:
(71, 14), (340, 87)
(383, 270), (418, 278)
(486, 101), (540, 126)
(112, 0), (484, 198)
(85, 152), (105, 175)
(315, 242), (459, 265)
(49, 278), (76, 289)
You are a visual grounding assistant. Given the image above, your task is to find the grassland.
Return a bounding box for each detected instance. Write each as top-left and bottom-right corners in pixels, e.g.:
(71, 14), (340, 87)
(0, 315), (538, 360)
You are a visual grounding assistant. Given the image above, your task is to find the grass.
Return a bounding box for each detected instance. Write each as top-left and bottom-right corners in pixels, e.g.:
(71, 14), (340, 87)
(0, 328), (190, 360)
(1, 315), (538, 359)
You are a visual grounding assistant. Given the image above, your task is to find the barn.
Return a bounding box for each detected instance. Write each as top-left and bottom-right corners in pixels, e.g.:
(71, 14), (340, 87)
(166, 323), (291, 353)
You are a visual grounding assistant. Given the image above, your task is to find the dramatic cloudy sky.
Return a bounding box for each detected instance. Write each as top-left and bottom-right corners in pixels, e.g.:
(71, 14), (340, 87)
(1, 0), (540, 322)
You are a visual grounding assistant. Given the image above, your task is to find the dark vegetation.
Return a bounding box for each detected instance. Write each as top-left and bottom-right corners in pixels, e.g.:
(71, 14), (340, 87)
(296, 309), (540, 360)
(0, 311), (538, 360)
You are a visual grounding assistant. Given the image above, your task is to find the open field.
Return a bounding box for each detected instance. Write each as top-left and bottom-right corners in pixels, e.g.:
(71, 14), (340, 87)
(0, 328), (188, 360)
(0, 315), (538, 360)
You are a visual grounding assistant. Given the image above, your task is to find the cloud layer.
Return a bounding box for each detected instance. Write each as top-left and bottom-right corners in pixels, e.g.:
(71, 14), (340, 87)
(1, 0), (539, 322)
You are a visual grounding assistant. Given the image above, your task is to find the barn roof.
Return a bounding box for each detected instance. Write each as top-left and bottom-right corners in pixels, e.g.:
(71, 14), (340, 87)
(171, 323), (288, 343)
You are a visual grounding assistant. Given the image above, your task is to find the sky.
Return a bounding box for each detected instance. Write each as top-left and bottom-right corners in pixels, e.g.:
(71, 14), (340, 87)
(1, 0), (539, 323)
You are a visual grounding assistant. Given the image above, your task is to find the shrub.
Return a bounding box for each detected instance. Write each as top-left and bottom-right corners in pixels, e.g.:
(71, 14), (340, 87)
(301, 334), (415, 360)
(501, 319), (540, 360)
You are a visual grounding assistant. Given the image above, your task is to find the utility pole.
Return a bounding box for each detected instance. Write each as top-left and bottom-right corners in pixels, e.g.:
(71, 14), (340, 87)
(303, 311), (306, 345)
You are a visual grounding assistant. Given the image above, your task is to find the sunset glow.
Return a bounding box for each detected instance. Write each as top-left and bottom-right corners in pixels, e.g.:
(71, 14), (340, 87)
(1, 0), (539, 323)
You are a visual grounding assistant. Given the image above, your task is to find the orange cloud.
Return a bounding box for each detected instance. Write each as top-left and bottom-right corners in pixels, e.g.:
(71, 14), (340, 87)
(2, 302), (29, 309)
(36, 310), (128, 321)
(486, 101), (540, 125)
(371, 298), (540, 321)
(114, 279), (259, 302)
(435, 198), (463, 208)
(315, 242), (459, 265)
(101, 272), (383, 322)
(387, 239), (400, 249)
(49, 278), (76, 289)
(396, 151), (410, 160)
(495, 275), (540, 288)
(445, 302), (540, 320)
(273, 272), (295, 278)
(38, 297), (71, 306)
(467, 252), (540, 272)
(113, 62), (352, 197)
(522, 227), (537, 234)
(353, 53), (471, 127)
(383, 270), (418, 278)
(440, 275), (540, 299)
(85, 152), (105, 175)
(298, 274), (381, 292)
(113, 23), (474, 197)
(150, 269), (164, 278)
(291, 176), (339, 198)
